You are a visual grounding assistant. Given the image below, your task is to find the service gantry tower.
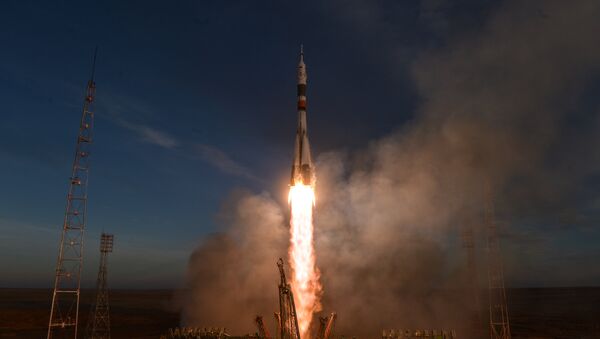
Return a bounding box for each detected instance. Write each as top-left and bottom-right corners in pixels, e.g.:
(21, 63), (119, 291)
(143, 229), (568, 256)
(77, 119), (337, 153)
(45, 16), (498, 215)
(277, 258), (301, 339)
(48, 51), (97, 339)
(485, 183), (511, 339)
(86, 233), (114, 339)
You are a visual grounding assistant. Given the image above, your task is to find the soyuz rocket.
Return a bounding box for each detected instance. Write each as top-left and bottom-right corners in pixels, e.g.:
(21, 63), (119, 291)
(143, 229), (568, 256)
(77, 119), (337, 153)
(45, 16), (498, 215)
(290, 45), (314, 186)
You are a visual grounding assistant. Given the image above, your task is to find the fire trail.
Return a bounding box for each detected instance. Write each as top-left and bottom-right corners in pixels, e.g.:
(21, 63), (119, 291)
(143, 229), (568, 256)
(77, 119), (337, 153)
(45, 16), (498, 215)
(288, 45), (321, 339)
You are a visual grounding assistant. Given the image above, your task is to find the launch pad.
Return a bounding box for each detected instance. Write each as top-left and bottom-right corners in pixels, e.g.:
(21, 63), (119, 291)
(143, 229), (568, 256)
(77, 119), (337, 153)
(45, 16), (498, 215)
(161, 259), (457, 339)
(382, 329), (456, 339)
(162, 259), (336, 339)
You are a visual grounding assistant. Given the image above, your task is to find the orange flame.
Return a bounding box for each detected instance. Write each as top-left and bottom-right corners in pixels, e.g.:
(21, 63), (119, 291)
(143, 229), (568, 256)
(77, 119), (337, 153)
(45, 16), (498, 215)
(288, 183), (321, 339)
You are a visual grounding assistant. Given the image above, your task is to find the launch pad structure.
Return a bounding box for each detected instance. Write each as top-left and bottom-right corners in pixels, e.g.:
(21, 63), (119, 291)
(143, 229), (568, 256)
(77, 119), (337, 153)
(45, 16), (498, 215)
(276, 258), (301, 339)
(161, 258), (462, 339)
(382, 329), (457, 339)
(256, 316), (271, 339)
(315, 313), (336, 339)
(162, 259), (337, 339)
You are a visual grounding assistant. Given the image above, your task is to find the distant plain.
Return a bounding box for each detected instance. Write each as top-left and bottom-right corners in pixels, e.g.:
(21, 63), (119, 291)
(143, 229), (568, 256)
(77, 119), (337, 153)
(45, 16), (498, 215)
(1, 288), (599, 338)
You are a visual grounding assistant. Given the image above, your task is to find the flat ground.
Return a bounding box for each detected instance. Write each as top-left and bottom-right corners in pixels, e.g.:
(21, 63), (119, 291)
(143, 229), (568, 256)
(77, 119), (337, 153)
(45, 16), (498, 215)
(1, 288), (599, 338)
(0, 289), (179, 338)
(507, 287), (600, 338)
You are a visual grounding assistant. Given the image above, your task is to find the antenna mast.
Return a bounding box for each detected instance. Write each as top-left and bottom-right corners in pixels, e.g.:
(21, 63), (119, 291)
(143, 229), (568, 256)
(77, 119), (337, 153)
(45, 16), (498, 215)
(48, 50), (97, 339)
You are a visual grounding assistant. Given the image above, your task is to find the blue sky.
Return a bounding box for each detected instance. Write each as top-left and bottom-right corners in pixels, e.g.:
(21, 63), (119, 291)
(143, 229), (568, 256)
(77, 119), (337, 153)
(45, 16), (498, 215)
(0, 0), (598, 288)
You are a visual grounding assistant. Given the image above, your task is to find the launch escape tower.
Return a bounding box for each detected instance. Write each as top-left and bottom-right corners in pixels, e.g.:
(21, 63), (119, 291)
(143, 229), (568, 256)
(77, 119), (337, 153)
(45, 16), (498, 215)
(86, 233), (114, 339)
(48, 51), (97, 339)
(485, 184), (511, 339)
(276, 258), (301, 339)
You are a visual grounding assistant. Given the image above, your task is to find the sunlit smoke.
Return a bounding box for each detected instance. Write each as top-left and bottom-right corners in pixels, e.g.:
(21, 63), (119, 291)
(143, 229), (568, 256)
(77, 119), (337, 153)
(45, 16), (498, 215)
(288, 182), (321, 338)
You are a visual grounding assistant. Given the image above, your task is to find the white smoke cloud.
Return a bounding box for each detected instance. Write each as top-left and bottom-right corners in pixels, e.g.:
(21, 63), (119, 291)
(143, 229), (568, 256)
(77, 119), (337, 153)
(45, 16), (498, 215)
(180, 191), (288, 333)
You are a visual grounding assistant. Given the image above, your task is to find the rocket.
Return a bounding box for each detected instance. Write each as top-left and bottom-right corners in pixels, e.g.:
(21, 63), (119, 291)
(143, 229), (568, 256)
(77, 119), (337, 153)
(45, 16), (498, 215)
(291, 45), (314, 186)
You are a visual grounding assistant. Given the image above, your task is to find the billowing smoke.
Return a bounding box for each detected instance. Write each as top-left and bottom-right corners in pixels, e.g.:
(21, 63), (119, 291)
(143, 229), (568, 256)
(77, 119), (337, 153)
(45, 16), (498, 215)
(181, 0), (600, 337)
(180, 190), (288, 332)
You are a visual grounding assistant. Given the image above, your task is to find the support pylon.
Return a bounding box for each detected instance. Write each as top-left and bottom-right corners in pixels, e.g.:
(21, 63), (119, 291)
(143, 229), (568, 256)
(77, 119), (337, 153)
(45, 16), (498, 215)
(277, 258), (301, 339)
(461, 220), (482, 337)
(316, 313), (336, 339)
(86, 233), (114, 339)
(48, 50), (97, 339)
(485, 183), (511, 339)
(255, 315), (272, 339)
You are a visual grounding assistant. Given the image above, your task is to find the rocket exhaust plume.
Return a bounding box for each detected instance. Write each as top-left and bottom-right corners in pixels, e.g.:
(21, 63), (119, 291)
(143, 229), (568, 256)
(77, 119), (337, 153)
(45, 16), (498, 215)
(288, 184), (319, 338)
(289, 45), (322, 339)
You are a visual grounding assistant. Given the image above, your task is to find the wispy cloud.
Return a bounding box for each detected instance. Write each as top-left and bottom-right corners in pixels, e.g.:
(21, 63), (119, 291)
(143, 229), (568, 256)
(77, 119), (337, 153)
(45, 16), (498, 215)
(118, 120), (179, 149)
(117, 118), (257, 181)
(100, 93), (257, 181)
(99, 92), (179, 149)
(193, 144), (259, 181)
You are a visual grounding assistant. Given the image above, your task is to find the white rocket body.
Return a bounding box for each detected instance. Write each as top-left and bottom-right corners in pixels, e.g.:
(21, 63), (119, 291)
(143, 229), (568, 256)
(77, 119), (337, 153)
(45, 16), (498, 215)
(291, 47), (314, 186)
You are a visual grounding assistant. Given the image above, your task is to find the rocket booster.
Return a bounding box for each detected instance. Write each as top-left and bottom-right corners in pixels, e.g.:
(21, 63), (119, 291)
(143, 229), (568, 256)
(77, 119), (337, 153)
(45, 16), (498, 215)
(291, 45), (314, 186)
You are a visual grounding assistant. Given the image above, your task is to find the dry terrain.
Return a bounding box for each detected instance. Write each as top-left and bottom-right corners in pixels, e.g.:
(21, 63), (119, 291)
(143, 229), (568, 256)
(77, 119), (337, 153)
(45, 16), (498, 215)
(1, 288), (599, 338)
(0, 289), (178, 338)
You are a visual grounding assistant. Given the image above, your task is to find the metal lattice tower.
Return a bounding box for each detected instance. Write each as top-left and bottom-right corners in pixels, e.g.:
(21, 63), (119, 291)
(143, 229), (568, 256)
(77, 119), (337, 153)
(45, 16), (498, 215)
(462, 223), (477, 296)
(48, 51), (97, 339)
(86, 233), (114, 339)
(277, 258), (301, 339)
(484, 183), (511, 339)
(461, 221), (482, 336)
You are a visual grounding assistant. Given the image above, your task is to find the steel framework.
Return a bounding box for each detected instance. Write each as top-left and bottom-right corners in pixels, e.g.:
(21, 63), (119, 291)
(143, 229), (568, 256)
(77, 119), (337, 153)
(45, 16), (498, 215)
(315, 313), (336, 339)
(48, 51), (97, 339)
(485, 184), (511, 339)
(461, 220), (482, 336)
(255, 315), (272, 339)
(277, 258), (301, 339)
(86, 233), (114, 339)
